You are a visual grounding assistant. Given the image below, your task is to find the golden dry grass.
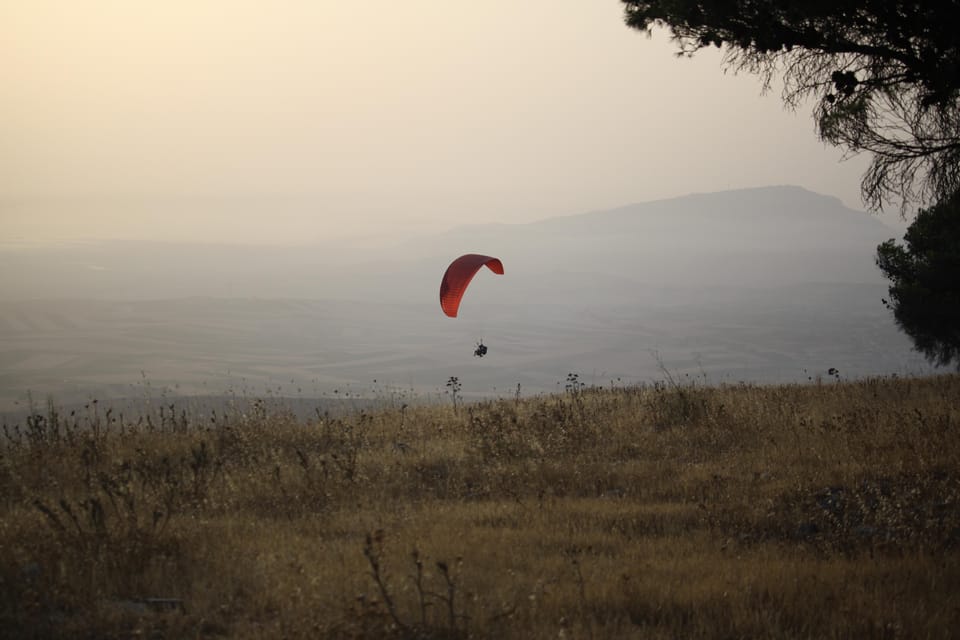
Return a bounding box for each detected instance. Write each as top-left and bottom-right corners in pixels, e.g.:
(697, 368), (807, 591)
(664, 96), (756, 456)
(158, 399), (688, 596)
(1, 374), (959, 638)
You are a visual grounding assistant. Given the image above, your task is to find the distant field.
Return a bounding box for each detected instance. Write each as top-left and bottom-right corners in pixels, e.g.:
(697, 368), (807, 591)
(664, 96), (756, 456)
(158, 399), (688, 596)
(1, 374), (958, 638)
(0, 288), (935, 411)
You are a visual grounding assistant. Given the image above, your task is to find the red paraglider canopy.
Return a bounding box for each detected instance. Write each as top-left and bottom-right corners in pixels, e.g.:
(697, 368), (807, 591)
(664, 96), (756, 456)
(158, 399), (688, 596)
(439, 254), (504, 317)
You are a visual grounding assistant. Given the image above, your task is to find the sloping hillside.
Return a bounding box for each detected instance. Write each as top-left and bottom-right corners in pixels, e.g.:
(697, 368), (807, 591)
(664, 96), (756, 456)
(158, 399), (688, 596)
(2, 374), (958, 638)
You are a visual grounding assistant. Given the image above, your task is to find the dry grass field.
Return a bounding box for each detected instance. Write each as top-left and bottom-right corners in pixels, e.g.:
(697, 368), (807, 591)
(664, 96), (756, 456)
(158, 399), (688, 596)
(2, 374), (959, 638)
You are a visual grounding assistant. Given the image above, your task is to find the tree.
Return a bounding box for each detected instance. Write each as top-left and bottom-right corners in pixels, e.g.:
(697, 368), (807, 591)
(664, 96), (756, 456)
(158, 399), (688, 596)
(621, 1), (960, 211)
(876, 191), (960, 368)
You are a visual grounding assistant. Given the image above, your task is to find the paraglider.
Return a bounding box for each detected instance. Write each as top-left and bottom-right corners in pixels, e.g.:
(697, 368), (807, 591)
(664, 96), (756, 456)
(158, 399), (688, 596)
(439, 254), (504, 318)
(440, 254), (503, 357)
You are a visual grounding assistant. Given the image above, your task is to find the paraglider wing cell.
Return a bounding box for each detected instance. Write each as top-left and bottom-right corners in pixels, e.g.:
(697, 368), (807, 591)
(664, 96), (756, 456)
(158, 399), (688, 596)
(439, 254), (504, 317)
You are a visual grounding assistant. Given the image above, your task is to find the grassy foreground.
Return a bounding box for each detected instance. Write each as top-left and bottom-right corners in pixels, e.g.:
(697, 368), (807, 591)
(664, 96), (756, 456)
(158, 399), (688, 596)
(1, 375), (959, 639)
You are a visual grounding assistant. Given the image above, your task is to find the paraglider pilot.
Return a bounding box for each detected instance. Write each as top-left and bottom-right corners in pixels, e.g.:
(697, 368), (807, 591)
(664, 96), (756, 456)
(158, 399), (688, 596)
(474, 340), (488, 358)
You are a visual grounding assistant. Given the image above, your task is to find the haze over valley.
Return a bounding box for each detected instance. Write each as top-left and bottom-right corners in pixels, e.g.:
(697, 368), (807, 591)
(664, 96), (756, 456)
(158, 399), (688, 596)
(0, 186), (933, 412)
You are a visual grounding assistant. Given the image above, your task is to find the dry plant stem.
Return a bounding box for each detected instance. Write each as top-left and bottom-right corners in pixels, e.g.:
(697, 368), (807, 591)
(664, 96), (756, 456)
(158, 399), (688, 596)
(362, 530), (407, 633)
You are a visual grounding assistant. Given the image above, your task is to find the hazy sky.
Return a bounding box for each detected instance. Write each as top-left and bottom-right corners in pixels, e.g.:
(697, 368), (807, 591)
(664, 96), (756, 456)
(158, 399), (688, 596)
(3, 0), (887, 245)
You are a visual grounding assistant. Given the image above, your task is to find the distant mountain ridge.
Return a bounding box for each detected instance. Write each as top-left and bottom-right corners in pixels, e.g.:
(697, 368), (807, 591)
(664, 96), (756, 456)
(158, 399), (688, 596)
(407, 185), (890, 251)
(390, 185), (896, 303)
(0, 185), (896, 301)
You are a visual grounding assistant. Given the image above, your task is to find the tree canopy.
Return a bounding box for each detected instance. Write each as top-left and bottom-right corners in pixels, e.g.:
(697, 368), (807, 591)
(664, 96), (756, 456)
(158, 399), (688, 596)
(876, 191), (960, 368)
(622, 1), (960, 211)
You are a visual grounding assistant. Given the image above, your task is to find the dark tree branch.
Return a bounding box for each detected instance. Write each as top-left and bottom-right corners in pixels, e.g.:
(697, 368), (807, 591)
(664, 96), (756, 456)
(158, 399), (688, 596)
(622, 1), (960, 212)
